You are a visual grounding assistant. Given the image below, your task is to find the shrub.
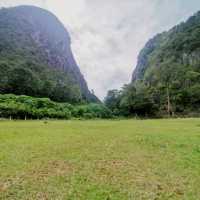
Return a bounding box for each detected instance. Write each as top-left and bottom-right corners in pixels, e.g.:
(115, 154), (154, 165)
(0, 94), (112, 120)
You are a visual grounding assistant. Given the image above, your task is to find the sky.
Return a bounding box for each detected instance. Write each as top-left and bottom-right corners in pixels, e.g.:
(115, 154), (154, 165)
(0, 0), (200, 99)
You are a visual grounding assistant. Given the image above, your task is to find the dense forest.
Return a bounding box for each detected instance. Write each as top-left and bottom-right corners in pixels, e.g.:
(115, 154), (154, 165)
(105, 11), (200, 117)
(0, 6), (98, 104)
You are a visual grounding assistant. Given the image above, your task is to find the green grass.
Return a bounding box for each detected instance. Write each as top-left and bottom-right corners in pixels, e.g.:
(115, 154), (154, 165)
(0, 119), (200, 200)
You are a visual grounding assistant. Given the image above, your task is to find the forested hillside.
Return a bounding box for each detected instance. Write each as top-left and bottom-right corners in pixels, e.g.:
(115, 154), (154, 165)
(0, 6), (98, 103)
(105, 11), (200, 117)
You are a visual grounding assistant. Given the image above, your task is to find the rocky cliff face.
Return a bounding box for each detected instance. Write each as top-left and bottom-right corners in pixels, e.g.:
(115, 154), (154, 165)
(127, 11), (200, 115)
(0, 6), (98, 103)
(132, 11), (200, 84)
(132, 34), (163, 82)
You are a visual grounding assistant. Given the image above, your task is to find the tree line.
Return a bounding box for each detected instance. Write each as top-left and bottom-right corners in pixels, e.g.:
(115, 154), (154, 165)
(0, 94), (112, 120)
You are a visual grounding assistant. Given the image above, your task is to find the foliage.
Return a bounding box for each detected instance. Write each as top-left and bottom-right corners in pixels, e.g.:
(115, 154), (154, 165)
(104, 90), (122, 115)
(106, 11), (200, 117)
(75, 103), (112, 119)
(0, 6), (98, 103)
(0, 94), (112, 119)
(105, 83), (158, 117)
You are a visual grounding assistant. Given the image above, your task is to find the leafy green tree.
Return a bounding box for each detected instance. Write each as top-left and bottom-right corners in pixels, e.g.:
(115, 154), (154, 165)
(104, 89), (121, 115)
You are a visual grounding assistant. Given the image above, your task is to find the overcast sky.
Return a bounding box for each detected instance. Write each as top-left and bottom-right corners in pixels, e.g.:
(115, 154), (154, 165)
(1, 0), (200, 99)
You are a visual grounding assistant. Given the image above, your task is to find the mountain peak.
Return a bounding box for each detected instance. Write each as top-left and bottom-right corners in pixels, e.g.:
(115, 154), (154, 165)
(0, 6), (99, 103)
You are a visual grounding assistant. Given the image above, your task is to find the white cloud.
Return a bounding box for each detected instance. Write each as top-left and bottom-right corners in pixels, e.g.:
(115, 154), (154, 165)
(1, 0), (200, 99)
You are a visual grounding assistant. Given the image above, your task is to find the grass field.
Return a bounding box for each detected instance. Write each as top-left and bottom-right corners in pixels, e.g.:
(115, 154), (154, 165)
(0, 119), (200, 200)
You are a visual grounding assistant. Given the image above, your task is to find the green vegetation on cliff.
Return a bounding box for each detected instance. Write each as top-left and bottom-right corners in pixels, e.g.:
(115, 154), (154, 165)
(0, 6), (98, 103)
(106, 11), (200, 117)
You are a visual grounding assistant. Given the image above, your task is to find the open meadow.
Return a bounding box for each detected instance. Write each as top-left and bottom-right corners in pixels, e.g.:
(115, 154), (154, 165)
(0, 119), (200, 200)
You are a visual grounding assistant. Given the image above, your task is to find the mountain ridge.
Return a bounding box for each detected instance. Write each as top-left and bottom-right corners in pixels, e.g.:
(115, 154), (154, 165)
(128, 10), (200, 115)
(105, 10), (200, 117)
(0, 5), (99, 103)
(132, 10), (200, 83)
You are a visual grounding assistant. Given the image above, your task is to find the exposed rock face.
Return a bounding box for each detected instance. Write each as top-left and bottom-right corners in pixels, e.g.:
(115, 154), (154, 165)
(0, 6), (98, 102)
(132, 11), (200, 84)
(132, 35), (162, 82)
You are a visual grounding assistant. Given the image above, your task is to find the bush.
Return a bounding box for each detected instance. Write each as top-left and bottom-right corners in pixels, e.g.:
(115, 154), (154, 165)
(72, 104), (113, 119)
(0, 94), (72, 119)
(0, 94), (112, 120)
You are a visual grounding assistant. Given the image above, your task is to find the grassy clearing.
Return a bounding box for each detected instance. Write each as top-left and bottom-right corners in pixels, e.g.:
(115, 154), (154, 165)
(0, 119), (200, 199)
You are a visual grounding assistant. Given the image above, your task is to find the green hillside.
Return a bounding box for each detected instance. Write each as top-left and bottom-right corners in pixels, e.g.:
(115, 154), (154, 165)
(0, 6), (98, 103)
(106, 11), (200, 117)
